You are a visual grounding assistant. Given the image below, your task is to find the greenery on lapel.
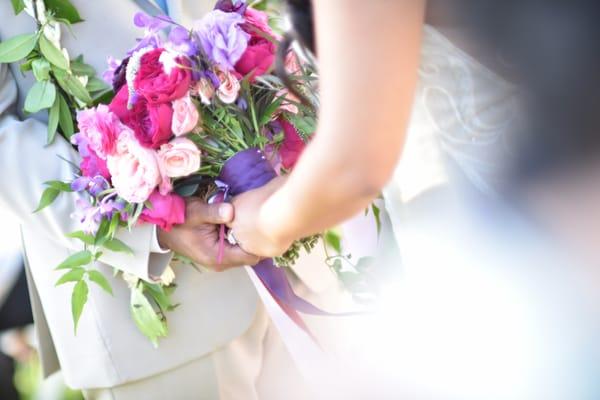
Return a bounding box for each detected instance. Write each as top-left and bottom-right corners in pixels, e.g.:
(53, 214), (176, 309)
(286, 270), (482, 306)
(0, 0), (110, 144)
(0, 1), (176, 345)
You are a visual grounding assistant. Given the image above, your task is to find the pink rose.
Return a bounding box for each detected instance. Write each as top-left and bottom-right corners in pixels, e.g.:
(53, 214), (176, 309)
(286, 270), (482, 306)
(140, 191), (185, 232)
(215, 68), (240, 104)
(171, 95), (199, 136)
(276, 89), (299, 115)
(192, 77), (215, 105)
(107, 130), (161, 203)
(109, 86), (174, 149)
(279, 118), (306, 169)
(243, 8), (278, 38)
(76, 105), (124, 159)
(285, 51), (302, 75)
(157, 137), (201, 178)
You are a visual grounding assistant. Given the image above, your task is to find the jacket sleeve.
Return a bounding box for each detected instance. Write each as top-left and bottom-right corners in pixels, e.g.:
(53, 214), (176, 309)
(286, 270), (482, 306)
(0, 62), (171, 281)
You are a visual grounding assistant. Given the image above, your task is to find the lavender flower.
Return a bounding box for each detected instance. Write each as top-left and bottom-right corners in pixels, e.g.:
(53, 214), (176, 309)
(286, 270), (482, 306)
(129, 12), (175, 55)
(194, 10), (250, 70)
(72, 198), (102, 235)
(167, 26), (199, 57)
(102, 56), (122, 84)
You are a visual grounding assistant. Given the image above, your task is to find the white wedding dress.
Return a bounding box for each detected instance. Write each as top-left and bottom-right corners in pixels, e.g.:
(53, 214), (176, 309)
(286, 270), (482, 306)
(384, 26), (519, 215)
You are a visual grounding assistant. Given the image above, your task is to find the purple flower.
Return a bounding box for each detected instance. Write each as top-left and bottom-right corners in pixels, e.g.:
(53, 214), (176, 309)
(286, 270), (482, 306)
(134, 12), (173, 31)
(88, 176), (110, 197)
(214, 0), (248, 14)
(129, 13), (175, 55)
(72, 198), (102, 235)
(237, 97), (248, 110)
(103, 56), (122, 84)
(194, 10), (250, 70)
(167, 26), (199, 56)
(71, 176), (91, 192)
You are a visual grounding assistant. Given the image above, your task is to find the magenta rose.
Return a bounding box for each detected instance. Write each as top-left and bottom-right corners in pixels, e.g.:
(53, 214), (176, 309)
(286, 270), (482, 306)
(279, 118), (306, 169)
(234, 38), (275, 81)
(140, 191), (186, 231)
(109, 86), (174, 149)
(134, 49), (192, 104)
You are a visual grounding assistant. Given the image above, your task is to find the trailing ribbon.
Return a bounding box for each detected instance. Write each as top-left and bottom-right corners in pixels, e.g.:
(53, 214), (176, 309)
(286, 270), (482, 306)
(217, 148), (353, 336)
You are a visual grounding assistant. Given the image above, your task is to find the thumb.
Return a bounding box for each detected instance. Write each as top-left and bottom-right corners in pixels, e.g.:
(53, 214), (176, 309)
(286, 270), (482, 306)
(186, 199), (234, 225)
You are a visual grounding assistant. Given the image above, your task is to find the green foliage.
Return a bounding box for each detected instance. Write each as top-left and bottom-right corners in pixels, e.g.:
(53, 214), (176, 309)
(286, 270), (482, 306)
(130, 285), (168, 348)
(39, 34), (69, 70)
(71, 55), (96, 76)
(324, 230), (342, 254)
(10, 0), (25, 15)
(45, 0), (84, 24)
(103, 238), (134, 255)
(32, 58), (51, 81)
(55, 268), (85, 286)
(0, 33), (38, 63)
(57, 93), (75, 138)
(53, 67), (92, 104)
(71, 280), (88, 333)
(24, 80), (56, 113)
(34, 186), (60, 212)
(66, 231), (95, 245)
(88, 270), (113, 295)
(47, 94), (60, 142)
(56, 250), (93, 270)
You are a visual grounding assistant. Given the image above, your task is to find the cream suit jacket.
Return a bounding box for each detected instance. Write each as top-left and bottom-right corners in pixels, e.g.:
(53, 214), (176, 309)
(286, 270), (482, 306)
(0, 0), (262, 390)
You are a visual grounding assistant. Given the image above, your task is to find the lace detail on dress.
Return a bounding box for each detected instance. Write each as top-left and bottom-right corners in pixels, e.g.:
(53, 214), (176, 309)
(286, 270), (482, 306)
(385, 25), (520, 210)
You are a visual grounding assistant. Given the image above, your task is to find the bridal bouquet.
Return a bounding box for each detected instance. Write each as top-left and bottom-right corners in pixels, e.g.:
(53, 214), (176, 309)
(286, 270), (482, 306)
(25, 1), (320, 344)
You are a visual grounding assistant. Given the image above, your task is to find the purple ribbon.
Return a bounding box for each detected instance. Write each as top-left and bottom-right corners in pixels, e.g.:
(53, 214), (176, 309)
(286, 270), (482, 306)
(218, 148), (340, 318)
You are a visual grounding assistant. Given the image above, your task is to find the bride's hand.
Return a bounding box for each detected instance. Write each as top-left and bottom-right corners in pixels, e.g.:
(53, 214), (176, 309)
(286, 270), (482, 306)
(227, 176), (294, 258)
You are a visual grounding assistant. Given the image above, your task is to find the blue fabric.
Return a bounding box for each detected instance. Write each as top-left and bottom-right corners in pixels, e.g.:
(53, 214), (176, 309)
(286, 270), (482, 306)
(154, 0), (169, 15)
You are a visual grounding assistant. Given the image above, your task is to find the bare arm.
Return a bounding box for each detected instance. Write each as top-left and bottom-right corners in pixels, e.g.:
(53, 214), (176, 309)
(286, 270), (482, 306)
(229, 0), (425, 256)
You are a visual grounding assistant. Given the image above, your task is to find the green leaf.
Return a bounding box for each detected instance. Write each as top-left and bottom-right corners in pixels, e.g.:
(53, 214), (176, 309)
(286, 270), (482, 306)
(371, 203), (382, 235)
(66, 231), (95, 245)
(130, 286), (168, 347)
(39, 34), (69, 70)
(56, 250), (93, 270)
(24, 81), (56, 113)
(19, 58), (34, 73)
(32, 58), (51, 81)
(0, 33), (37, 63)
(103, 238), (133, 255)
(324, 230), (342, 254)
(45, 0), (83, 24)
(88, 270), (113, 295)
(86, 77), (109, 93)
(44, 180), (73, 192)
(10, 0), (25, 14)
(259, 97), (284, 126)
(54, 68), (92, 104)
(57, 93), (74, 138)
(94, 219), (111, 246)
(71, 280), (88, 333)
(71, 57), (96, 77)
(34, 187), (60, 212)
(47, 95), (60, 144)
(55, 268), (85, 286)
(143, 282), (175, 312)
